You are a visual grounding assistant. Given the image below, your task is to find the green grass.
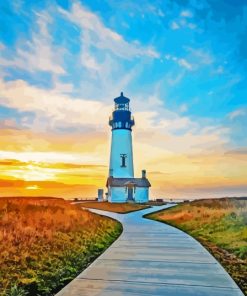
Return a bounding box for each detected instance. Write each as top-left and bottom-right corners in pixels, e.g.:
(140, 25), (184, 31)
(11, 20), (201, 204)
(146, 198), (247, 295)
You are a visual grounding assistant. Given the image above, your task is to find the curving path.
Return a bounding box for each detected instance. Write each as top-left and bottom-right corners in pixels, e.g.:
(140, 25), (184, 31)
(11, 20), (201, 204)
(56, 205), (244, 296)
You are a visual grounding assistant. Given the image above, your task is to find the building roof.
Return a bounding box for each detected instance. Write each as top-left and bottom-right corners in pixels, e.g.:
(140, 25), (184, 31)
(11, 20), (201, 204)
(106, 177), (151, 188)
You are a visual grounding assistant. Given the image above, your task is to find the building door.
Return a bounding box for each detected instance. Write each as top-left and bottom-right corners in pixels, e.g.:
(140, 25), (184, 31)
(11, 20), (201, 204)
(127, 188), (134, 201)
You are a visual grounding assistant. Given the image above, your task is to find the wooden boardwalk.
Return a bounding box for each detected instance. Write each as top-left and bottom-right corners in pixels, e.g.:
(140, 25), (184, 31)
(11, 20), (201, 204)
(56, 205), (244, 296)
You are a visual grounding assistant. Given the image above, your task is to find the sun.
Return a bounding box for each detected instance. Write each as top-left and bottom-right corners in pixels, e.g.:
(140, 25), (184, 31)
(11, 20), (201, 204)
(26, 185), (40, 190)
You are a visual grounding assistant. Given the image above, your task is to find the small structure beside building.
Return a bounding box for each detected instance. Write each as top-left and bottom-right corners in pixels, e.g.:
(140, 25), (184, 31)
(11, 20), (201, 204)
(106, 92), (151, 203)
(97, 189), (104, 202)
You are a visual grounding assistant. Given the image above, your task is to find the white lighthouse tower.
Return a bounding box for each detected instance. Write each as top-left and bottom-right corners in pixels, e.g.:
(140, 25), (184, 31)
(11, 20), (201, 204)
(107, 92), (151, 203)
(109, 92), (134, 178)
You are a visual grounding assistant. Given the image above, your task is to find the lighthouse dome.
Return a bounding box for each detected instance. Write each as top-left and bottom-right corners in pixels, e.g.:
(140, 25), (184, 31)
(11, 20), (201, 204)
(114, 92), (130, 104)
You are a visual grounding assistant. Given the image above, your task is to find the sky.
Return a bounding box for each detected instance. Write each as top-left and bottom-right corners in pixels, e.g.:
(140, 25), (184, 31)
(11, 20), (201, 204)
(0, 0), (246, 199)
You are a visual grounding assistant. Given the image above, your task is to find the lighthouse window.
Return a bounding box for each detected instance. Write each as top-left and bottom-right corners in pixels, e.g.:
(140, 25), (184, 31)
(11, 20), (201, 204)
(125, 122), (128, 128)
(119, 122), (122, 128)
(120, 154), (127, 167)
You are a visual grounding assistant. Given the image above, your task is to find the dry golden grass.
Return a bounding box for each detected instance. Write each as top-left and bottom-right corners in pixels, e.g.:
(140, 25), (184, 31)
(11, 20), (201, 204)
(147, 198), (247, 295)
(80, 201), (150, 213)
(0, 197), (122, 296)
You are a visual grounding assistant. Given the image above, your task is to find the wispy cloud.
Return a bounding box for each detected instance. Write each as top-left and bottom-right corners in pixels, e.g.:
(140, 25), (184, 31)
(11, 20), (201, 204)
(0, 78), (111, 130)
(0, 11), (65, 74)
(180, 10), (193, 18)
(0, 150), (102, 165)
(180, 103), (188, 113)
(170, 10), (196, 31)
(59, 2), (159, 60)
(165, 54), (193, 70)
(228, 108), (246, 120)
(185, 47), (213, 65)
(170, 21), (180, 30)
(165, 46), (214, 72)
(178, 58), (193, 70)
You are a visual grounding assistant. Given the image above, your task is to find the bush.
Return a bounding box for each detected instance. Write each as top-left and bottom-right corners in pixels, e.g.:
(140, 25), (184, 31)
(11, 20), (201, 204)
(7, 285), (28, 296)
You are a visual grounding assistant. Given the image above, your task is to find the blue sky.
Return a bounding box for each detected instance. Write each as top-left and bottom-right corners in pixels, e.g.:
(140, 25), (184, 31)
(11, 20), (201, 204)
(0, 0), (246, 198)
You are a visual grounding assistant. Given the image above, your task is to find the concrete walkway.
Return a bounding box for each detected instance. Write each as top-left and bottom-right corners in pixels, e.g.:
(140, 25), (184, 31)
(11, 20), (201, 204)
(56, 205), (244, 296)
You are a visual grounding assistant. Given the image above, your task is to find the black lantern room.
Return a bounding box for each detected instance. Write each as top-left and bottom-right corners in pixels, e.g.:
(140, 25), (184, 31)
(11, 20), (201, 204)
(109, 92), (135, 130)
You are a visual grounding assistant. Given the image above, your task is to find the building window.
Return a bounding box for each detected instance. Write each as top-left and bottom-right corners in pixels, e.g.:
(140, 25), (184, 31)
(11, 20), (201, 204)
(119, 121), (122, 128)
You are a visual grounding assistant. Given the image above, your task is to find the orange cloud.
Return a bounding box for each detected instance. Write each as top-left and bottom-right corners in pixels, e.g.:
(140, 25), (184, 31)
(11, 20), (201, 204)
(0, 178), (98, 198)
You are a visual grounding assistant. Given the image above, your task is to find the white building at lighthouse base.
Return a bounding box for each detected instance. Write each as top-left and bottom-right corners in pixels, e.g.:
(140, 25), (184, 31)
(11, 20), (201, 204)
(106, 170), (151, 203)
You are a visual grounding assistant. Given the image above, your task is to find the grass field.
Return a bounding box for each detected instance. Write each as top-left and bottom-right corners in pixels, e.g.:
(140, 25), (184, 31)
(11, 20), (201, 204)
(0, 197), (122, 296)
(146, 198), (247, 295)
(79, 201), (150, 213)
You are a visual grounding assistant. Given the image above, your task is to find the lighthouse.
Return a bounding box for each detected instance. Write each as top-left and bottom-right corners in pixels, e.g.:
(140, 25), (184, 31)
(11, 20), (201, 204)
(106, 92), (151, 203)
(109, 92), (134, 178)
